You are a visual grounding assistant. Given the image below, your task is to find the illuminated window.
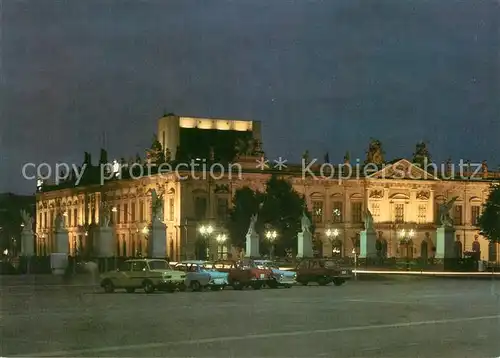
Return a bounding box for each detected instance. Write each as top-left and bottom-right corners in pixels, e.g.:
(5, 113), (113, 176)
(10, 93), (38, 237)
(312, 201), (323, 224)
(394, 204), (404, 223)
(169, 198), (175, 221)
(471, 206), (480, 225)
(131, 202), (136, 222)
(453, 205), (463, 225)
(139, 201), (144, 222)
(371, 203), (380, 217)
(217, 198), (228, 220)
(332, 201), (343, 223)
(351, 202), (362, 223)
(418, 205), (427, 224)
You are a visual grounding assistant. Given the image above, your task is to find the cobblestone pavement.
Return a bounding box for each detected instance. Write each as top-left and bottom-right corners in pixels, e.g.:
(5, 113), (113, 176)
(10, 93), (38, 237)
(1, 279), (500, 357)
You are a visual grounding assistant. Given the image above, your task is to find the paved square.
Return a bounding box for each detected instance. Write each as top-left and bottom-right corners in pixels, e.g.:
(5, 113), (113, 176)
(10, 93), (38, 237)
(2, 278), (500, 357)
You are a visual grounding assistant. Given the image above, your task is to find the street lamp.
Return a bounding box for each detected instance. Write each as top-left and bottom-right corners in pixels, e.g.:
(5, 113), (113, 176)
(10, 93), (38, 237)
(265, 230), (278, 258)
(352, 248), (357, 280)
(198, 224), (214, 259)
(325, 228), (340, 257)
(216, 233), (227, 259)
(399, 229), (415, 270)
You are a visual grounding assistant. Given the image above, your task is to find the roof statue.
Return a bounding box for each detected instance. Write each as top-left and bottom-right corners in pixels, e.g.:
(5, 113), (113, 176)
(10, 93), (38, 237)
(246, 213), (258, 236)
(301, 211), (312, 233)
(439, 196), (459, 227)
(20, 210), (33, 231)
(363, 208), (374, 231)
(150, 188), (164, 221)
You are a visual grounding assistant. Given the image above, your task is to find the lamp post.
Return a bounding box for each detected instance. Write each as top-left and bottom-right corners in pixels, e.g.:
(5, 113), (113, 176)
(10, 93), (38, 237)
(265, 230), (278, 259)
(352, 248), (357, 280)
(198, 224), (214, 260)
(215, 233), (227, 259)
(399, 229), (415, 271)
(325, 228), (340, 257)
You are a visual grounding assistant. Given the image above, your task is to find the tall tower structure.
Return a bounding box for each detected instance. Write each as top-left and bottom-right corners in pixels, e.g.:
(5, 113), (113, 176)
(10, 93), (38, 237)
(157, 113), (262, 161)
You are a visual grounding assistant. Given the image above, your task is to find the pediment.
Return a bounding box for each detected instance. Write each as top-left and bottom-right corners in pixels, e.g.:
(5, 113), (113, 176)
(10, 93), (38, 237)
(368, 159), (439, 180)
(389, 193), (410, 200)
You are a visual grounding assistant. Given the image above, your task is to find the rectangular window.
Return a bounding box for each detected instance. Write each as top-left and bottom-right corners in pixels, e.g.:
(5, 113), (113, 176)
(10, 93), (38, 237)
(371, 203), (380, 217)
(194, 197), (207, 220)
(169, 198), (175, 221)
(312, 201), (323, 224)
(39, 213), (42, 228)
(73, 208), (78, 226)
(394, 204), (404, 223)
(471, 206), (481, 226)
(453, 205), (463, 225)
(139, 201), (144, 222)
(44, 212), (47, 228)
(123, 204), (128, 223)
(351, 202), (362, 223)
(332, 201), (343, 223)
(216, 198), (228, 220)
(115, 205), (121, 224)
(131, 202), (136, 222)
(418, 204), (427, 224)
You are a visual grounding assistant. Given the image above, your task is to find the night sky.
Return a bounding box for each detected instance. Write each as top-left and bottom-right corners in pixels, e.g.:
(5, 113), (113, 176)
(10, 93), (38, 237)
(1, 0), (499, 194)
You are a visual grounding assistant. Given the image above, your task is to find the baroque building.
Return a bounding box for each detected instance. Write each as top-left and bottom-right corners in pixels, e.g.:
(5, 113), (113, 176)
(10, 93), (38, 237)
(35, 116), (500, 264)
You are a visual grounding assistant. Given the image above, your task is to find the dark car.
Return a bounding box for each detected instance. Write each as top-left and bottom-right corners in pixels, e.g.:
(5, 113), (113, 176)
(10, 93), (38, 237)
(212, 259), (273, 290)
(295, 258), (352, 286)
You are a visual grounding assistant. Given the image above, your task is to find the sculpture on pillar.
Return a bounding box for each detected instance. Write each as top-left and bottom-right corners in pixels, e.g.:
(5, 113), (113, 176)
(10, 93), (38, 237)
(439, 196), (459, 227)
(363, 209), (374, 231)
(301, 211), (312, 233)
(246, 213), (258, 236)
(100, 201), (111, 227)
(481, 160), (488, 178)
(20, 210), (33, 231)
(150, 188), (164, 221)
(54, 211), (65, 231)
(302, 150), (310, 165)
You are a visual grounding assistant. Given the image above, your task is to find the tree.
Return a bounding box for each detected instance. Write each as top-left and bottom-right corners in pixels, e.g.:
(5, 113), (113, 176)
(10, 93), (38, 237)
(227, 187), (264, 248)
(478, 183), (500, 244)
(227, 175), (311, 256)
(412, 141), (432, 170)
(146, 135), (166, 166)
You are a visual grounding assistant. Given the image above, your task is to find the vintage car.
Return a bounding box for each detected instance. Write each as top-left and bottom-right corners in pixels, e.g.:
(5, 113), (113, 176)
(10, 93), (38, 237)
(254, 259), (296, 288)
(295, 258), (352, 286)
(100, 259), (186, 293)
(212, 259), (273, 290)
(174, 260), (229, 291)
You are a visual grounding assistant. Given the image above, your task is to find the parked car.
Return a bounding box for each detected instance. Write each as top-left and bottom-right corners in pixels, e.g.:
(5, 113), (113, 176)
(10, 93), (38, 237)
(212, 259), (273, 290)
(254, 259), (296, 288)
(100, 259), (186, 293)
(295, 258), (352, 286)
(174, 260), (229, 291)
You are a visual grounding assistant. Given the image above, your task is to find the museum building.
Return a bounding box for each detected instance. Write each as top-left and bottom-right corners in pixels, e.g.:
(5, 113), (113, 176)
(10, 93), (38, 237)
(34, 114), (500, 263)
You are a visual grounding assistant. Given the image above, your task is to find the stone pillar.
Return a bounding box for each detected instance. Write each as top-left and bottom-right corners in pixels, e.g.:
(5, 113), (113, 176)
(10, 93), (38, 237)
(245, 232), (259, 258)
(51, 228), (69, 275)
(149, 220), (167, 258)
(436, 227), (456, 259)
(20, 229), (35, 256)
(359, 229), (377, 258)
(297, 231), (313, 258)
(95, 227), (114, 257)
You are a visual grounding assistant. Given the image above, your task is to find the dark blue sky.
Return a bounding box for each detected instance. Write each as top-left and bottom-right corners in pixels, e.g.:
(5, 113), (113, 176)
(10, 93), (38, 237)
(1, 0), (499, 194)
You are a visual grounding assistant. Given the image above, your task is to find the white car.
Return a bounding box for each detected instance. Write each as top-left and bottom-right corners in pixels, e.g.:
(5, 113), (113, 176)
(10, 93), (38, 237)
(174, 260), (229, 291)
